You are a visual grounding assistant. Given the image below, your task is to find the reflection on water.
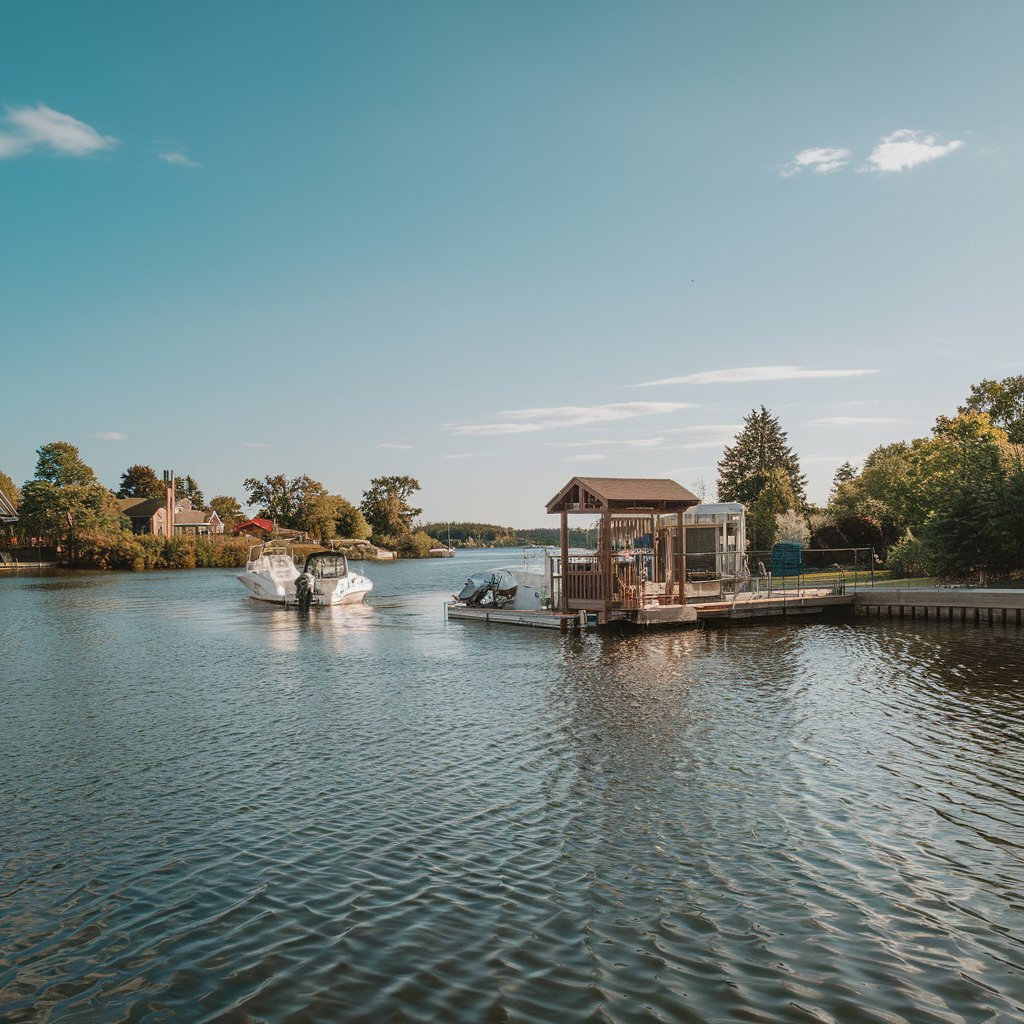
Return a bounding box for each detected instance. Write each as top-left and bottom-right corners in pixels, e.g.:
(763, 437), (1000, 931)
(2, 557), (1023, 1022)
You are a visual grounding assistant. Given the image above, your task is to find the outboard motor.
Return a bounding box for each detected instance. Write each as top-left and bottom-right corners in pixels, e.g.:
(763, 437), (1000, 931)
(294, 571), (314, 611)
(457, 570), (518, 608)
(458, 573), (493, 604)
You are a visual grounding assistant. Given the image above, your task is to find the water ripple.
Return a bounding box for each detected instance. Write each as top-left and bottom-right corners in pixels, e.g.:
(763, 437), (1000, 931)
(2, 563), (1024, 1021)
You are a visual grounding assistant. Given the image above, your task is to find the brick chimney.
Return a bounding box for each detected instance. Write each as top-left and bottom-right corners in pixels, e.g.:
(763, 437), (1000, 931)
(163, 470), (175, 537)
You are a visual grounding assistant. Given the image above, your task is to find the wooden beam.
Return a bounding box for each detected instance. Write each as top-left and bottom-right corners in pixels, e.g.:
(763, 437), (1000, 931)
(560, 510), (569, 612)
(678, 510), (686, 606)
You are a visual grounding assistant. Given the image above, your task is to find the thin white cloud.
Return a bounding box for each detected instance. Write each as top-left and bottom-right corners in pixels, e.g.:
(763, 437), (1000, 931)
(623, 437), (668, 448)
(243, 442), (270, 448)
(657, 464), (714, 478)
(443, 453), (491, 459)
(863, 129), (963, 173)
(158, 150), (201, 168)
(803, 453), (868, 466)
(378, 443), (413, 449)
(675, 440), (728, 450)
(781, 146), (852, 177)
(662, 424), (742, 436)
(631, 366), (879, 388)
(808, 416), (901, 427)
(91, 431), (128, 441)
(565, 453), (607, 462)
(447, 401), (694, 436)
(0, 103), (118, 159)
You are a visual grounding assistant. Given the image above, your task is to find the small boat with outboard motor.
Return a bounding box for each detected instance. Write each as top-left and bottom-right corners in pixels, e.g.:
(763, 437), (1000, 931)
(237, 543), (373, 607)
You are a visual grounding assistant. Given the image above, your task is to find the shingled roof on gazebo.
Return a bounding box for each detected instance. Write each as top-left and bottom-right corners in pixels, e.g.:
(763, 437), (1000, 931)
(545, 476), (700, 515)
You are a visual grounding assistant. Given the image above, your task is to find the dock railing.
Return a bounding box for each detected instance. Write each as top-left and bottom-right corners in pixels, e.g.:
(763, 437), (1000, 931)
(739, 547), (876, 597)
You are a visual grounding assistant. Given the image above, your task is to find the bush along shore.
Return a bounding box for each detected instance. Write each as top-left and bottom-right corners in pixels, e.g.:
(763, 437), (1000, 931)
(66, 535), (393, 571)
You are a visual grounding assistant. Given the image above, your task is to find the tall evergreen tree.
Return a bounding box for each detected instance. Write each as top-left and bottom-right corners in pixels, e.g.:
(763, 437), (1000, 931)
(175, 474), (205, 508)
(717, 407), (807, 506)
(831, 461), (857, 496)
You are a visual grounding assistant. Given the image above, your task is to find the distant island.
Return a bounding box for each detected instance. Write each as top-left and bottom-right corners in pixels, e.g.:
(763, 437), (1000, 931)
(420, 522), (592, 549)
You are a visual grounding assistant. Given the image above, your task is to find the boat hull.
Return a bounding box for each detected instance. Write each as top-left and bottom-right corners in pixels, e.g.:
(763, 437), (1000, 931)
(237, 572), (296, 603)
(237, 572), (373, 606)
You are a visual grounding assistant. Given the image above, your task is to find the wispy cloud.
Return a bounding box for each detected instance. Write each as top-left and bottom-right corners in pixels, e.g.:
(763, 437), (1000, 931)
(378, 443), (413, 449)
(0, 103), (118, 159)
(243, 442), (270, 448)
(803, 453), (868, 466)
(662, 424), (742, 437)
(864, 129), (963, 173)
(447, 401), (694, 436)
(631, 366), (879, 388)
(657, 464), (714, 478)
(443, 453), (490, 459)
(158, 150), (201, 168)
(807, 416), (900, 427)
(91, 431), (127, 441)
(781, 146), (852, 177)
(565, 453), (607, 462)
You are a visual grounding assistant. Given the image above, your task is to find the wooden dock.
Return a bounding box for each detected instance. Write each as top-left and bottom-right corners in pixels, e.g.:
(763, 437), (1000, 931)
(445, 605), (588, 630)
(852, 588), (1024, 626)
(446, 590), (852, 631)
(446, 588), (1024, 633)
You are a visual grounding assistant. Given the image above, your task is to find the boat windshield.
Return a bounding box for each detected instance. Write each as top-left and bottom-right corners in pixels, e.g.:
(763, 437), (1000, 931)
(303, 552), (349, 579)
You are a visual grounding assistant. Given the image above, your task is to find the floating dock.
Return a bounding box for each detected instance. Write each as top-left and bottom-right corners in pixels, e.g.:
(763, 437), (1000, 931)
(447, 588), (1024, 632)
(446, 589), (851, 631)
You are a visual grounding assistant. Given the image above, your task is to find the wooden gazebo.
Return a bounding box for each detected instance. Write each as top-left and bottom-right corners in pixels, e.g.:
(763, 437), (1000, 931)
(545, 476), (701, 625)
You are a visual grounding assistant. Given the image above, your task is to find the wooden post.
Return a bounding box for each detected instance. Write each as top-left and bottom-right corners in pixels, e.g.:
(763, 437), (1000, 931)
(678, 509), (687, 606)
(664, 516), (674, 602)
(560, 510), (569, 613)
(602, 510), (612, 623)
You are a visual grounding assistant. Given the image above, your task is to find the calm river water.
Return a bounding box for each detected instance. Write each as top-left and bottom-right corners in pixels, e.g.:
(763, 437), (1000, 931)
(2, 551), (1023, 1023)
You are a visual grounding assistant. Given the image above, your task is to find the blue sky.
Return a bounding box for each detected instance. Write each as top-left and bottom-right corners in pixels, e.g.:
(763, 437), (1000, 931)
(3, 2), (1022, 525)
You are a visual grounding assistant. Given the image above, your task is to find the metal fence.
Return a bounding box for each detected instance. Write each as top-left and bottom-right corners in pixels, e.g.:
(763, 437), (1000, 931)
(740, 547), (877, 595)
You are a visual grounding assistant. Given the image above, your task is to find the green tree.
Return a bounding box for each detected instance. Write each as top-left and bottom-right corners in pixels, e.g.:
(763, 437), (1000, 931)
(959, 375), (1024, 444)
(745, 468), (796, 549)
(828, 442), (921, 549)
(175, 474), (205, 508)
(118, 465), (165, 499)
(297, 491), (341, 544)
(18, 445), (122, 559)
(335, 498), (372, 540)
(34, 441), (96, 487)
(917, 413), (1022, 580)
(360, 476), (423, 542)
(0, 469), (21, 508)
(209, 495), (243, 528)
(243, 474), (325, 529)
(398, 530), (441, 558)
(717, 407), (806, 506)
(831, 461), (857, 496)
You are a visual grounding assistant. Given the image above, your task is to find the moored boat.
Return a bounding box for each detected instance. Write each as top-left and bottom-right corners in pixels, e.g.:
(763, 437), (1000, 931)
(237, 541), (300, 603)
(293, 550), (373, 609)
(237, 543), (373, 607)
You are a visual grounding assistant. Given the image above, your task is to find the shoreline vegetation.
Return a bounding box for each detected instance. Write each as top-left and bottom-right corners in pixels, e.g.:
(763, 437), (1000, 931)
(3, 374), (1024, 580)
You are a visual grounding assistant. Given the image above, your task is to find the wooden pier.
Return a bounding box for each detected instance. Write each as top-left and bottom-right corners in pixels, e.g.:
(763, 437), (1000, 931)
(447, 587), (1024, 633)
(446, 589), (852, 631)
(852, 588), (1024, 626)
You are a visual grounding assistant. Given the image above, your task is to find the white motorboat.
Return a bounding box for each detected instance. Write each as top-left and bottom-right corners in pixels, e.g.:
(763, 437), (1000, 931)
(237, 544), (373, 607)
(293, 550), (373, 608)
(238, 541), (301, 603)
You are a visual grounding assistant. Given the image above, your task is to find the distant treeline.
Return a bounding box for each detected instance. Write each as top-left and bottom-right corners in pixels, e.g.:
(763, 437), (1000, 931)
(420, 522), (592, 548)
